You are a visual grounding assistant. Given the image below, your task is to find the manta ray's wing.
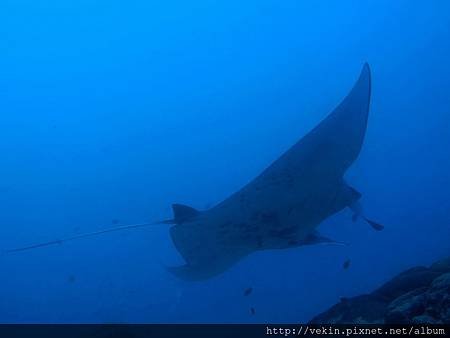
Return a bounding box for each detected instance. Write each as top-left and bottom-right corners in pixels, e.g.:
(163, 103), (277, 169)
(255, 63), (371, 184)
(169, 220), (251, 281)
(306, 63), (371, 174)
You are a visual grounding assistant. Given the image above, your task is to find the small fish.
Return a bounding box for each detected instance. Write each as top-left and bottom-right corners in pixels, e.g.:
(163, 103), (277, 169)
(250, 307), (256, 315)
(343, 259), (351, 270)
(244, 287), (253, 296)
(68, 275), (76, 283)
(112, 219), (119, 225)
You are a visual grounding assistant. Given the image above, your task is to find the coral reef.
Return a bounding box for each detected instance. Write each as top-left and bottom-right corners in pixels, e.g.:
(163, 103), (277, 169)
(310, 257), (450, 324)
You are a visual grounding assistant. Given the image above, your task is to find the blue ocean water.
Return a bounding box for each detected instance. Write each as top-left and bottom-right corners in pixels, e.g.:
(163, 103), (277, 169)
(0, 0), (449, 323)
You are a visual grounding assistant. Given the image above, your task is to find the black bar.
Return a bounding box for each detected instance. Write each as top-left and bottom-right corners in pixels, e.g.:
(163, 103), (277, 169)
(0, 324), (448, 338)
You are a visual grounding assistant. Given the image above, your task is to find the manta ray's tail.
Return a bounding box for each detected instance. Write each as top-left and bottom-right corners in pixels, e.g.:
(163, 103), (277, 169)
(3, 203), (200, 254)
(2, 220), (172, 255)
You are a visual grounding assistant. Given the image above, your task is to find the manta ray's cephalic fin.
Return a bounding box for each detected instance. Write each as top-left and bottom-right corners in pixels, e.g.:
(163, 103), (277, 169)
(363, 218), (384, 231)
(349, 194), (385, 231)
(303, 231), (348, 246)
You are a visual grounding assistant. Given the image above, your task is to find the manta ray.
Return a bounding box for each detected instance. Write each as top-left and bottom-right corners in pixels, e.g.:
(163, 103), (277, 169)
(5, 64), (383, 281)
(167, 63), (382, 280)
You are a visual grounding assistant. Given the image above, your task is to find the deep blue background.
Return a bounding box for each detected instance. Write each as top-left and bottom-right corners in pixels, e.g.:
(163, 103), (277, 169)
(1, 0), (449, 323)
